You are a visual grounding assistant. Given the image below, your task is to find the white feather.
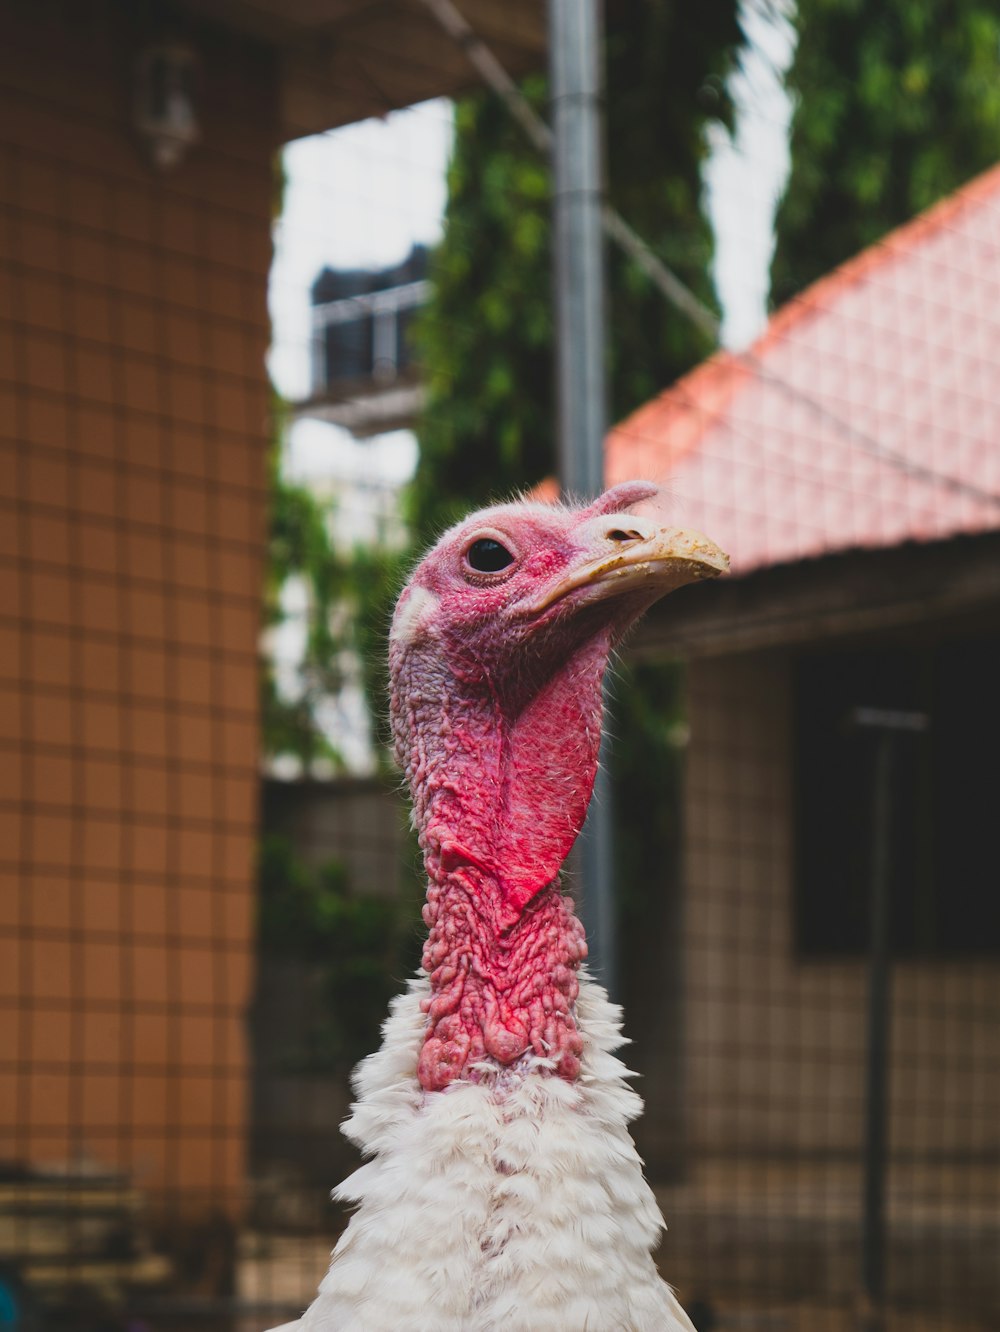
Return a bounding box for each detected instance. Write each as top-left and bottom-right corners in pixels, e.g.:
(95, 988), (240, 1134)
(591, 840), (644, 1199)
(271, 972), (693, 1332)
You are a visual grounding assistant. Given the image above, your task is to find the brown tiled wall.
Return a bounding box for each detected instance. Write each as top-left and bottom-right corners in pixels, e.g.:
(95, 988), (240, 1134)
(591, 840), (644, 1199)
(683, 651), (1000, 1159)
(0, 0), (276, 1219)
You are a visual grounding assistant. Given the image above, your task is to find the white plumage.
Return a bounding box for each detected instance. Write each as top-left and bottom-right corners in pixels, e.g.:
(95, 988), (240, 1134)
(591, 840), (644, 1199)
(274, 974), (693, 1331)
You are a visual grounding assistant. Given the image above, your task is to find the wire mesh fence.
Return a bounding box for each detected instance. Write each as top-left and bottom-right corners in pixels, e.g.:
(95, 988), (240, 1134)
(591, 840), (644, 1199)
(1, 0), (999, 1329)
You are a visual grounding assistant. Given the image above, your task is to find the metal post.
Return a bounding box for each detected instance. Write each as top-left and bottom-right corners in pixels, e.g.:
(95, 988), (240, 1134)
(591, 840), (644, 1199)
(548, 0), (616, 993)
(862, 727), (892, 1331)
(549, 0), (607, 494)
(851, 706), (927, 1331)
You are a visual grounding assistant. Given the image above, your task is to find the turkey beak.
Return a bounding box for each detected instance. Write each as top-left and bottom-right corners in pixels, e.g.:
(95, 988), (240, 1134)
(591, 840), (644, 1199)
(525, 516), (729, 615)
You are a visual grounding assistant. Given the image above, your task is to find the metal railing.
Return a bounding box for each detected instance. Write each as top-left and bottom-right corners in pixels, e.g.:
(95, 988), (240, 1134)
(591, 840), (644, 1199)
(310, 278), (430, 390)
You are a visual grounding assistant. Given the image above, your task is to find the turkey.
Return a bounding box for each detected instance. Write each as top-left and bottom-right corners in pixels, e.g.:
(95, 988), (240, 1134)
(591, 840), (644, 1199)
(272, 480), (727, 1332)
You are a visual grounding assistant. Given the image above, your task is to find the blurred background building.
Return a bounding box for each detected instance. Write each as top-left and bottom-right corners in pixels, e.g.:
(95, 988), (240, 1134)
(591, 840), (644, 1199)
(1, 0), (998, 1328)
(607, 171), (1000, 1312)
(304, 244), (429, 437)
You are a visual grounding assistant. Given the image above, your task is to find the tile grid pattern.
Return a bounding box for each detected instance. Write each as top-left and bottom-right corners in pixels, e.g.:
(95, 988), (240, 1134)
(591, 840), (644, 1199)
(0, 0), (274, 1235)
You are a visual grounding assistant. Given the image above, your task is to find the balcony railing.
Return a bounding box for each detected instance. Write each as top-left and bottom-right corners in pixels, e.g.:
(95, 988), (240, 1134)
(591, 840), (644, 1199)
(297, 278), (430, 436)
(311, 278), (429, 387)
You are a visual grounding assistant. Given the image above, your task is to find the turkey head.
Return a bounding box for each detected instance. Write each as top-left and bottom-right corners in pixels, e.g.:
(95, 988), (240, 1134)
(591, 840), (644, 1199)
(389, 481), (727, 1089)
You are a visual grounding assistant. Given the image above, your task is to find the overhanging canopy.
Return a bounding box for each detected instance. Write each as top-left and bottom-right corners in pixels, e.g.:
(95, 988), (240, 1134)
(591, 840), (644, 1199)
(180, 0), (546, 139)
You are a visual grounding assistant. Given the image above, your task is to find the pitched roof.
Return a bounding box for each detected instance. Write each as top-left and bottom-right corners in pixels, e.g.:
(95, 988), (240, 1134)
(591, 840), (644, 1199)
(605, 164), (1000, 575)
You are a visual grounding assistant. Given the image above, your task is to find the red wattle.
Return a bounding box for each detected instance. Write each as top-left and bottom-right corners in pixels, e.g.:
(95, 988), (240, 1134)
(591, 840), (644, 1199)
(417, 875), (587, 1092)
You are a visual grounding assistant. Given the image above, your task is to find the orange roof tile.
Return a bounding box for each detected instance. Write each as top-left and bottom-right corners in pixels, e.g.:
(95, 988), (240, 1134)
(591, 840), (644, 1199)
(605, 163), (1000, 574)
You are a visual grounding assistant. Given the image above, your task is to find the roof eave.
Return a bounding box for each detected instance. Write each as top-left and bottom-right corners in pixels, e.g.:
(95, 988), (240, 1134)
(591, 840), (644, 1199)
(629, 530), (1000, 661)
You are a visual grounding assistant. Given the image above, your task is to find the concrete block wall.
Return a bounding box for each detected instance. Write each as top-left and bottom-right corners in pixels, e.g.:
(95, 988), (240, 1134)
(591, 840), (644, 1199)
(0, 0), (277, 1222)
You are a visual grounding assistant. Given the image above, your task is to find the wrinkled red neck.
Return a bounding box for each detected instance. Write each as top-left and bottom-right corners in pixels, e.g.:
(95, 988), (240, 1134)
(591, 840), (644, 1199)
(398, 630), (611, 1089)
(418, 871), (586, 1090)
(409, 629), (610, 924)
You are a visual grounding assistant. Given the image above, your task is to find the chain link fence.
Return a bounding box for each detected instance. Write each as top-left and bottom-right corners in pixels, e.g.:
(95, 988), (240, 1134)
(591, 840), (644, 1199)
(2, 0), (998, 1329)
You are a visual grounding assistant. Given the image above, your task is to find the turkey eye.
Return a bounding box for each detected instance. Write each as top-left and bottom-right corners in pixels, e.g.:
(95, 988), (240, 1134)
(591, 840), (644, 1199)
(467, 538), (514, 573)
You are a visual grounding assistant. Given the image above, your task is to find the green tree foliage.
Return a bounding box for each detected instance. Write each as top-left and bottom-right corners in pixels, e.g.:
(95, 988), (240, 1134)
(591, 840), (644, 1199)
(258, 834), (422, 1069)
(261, 422), (347, 769)
(259, 429), (419, 1069)
(608, 659), (689, 1133)
(408, 77), (552, 542)
(410, 0), (742, 542)
(610, 658), (688, 955)
(346, 542), (413, 766)
(772, 0), (1000, 306)
(261, 405), (411, 774)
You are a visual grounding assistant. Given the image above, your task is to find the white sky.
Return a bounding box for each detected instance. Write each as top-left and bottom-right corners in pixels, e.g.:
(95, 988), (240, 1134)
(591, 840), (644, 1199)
(705, 0), (796, 349)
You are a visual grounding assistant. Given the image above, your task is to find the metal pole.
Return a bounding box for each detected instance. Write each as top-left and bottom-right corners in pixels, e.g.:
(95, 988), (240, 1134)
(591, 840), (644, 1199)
(548, 0), (616, 993)
(549, 0), (607, 495)
(851, 706), (927, 1331)
(861, 727), (892, 1332)
(418, 0), (722, 341)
